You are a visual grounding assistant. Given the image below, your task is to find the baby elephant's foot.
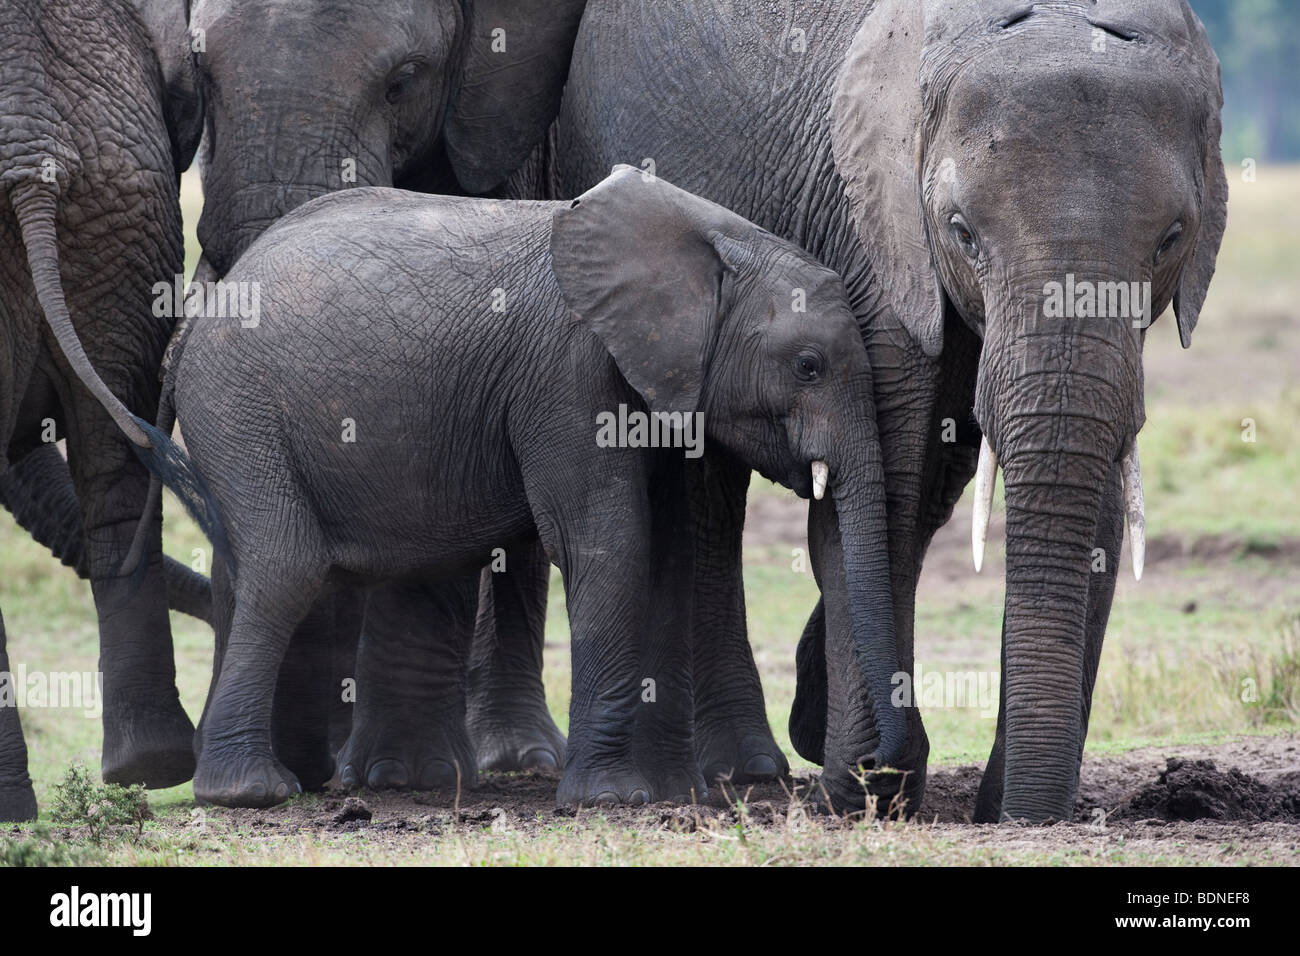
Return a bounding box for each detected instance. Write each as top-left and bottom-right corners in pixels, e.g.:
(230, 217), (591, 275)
(101, 697), (197, 789)
(337, 717), (477, 793)
(697, 730), (790, 786)
(194, 750), (301, 808)
(469, 707), (567, 772)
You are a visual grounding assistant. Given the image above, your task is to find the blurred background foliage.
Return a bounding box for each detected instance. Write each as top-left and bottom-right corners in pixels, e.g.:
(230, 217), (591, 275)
(1191, 0), (1300, 160)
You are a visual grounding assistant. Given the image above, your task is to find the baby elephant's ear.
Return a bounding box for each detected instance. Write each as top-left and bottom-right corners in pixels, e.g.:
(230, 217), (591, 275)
(550, 167), (751, 416)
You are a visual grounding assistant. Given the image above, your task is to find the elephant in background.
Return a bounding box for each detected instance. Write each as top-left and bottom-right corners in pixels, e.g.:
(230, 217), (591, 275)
(181, 0), (589, 780)
(551, 0), (1226, 819)
(138, 169), (900, 808)
(0, 0), (204, 821)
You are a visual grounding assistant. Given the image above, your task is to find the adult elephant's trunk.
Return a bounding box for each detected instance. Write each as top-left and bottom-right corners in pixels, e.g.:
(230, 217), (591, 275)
(977, 268), (1144, 822)
(807, 401), (905, 812)
(196, 90), (392, 276)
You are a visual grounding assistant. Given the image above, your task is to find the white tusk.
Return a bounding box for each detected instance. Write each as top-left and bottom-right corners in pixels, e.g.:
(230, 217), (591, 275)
(972, 436), (997, 573)
(1121, 443), (1145, 582)
(811, 460), (828, 501)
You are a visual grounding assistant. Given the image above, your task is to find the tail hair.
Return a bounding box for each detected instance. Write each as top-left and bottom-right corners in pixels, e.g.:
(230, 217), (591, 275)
(129, 416), (234, 574)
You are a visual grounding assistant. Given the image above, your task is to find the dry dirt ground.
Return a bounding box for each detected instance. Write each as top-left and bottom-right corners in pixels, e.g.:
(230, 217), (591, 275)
(120, 733), (1293, 865)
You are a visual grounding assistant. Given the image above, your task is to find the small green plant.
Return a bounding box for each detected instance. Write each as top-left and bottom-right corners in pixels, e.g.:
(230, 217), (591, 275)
(0, 824), (101, 866)
(50, 764), (152, 843)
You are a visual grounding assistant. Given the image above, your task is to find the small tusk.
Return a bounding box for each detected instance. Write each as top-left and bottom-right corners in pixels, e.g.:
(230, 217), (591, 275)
(972, 436), (997, 573)
(811, 460), (828, 500)
(1121, 443), (1145, 581)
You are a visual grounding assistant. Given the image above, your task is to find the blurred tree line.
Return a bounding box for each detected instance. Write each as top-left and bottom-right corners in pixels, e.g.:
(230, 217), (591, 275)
(1190, 0), (1300, 161)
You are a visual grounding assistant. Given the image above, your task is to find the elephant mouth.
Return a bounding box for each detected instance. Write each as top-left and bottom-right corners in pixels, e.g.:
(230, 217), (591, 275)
(790, 458), (831, 501)
(970, 431), (1146, 582)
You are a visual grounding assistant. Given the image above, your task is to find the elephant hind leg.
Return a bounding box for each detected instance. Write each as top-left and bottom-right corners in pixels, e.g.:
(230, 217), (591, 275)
(0, 605), (38, 822)
(193, 551), (328, 809)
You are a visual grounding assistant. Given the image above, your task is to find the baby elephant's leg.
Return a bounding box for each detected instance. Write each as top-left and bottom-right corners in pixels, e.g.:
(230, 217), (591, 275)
(545, 465), (704, 806)
(336, 575), (479, 792)
(632, 462), (708, 803)
(466, 542), (567, 771)
(192, 556), (327, 809)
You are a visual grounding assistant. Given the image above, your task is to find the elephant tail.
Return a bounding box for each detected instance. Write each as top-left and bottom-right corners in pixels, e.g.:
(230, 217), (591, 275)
(127, 413), (233, 576)
(10, 181), (152, 448)
(119, 388), (174, 579)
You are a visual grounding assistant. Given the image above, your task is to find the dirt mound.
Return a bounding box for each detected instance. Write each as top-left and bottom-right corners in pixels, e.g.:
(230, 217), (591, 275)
(1111, 757), (1300, 822)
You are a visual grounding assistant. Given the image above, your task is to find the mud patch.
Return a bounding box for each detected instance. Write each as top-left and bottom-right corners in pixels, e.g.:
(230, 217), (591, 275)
(1110, 757), (1300, 823)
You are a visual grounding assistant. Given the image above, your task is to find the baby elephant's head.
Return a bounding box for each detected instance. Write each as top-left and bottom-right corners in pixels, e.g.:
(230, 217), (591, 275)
(550, 166), (876, 501)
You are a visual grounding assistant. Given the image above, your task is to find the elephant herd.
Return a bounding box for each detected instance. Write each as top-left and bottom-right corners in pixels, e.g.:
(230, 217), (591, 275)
(0, 0), (1226, 824)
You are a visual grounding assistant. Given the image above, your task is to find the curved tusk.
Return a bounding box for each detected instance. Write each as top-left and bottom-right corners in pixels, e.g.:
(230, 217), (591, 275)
(972, 436), (997, 573)
(811, 460), (828, 501)
(1121, 443), (1145, 581)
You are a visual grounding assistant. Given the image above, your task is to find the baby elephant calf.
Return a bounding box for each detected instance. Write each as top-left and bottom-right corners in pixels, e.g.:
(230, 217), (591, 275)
(143, 166), (895, 808)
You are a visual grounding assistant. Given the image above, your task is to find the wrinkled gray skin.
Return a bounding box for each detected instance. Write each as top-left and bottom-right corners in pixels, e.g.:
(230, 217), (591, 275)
(0, 444), (212, 623)
(551, 0), (1227, 820)
(187, 0), (587, 780)
(142, 169), (898, 809)
(0, 0), (204, 821)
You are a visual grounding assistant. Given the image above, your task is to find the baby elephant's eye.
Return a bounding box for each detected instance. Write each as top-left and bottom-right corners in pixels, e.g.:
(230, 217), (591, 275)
(794, 349), (824, 383)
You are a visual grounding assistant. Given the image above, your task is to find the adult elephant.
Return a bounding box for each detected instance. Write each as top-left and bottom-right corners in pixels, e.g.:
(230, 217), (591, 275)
(0, 0), (204, 821)
(183, 0), (587, 778)
(550, 0), (1227, 820)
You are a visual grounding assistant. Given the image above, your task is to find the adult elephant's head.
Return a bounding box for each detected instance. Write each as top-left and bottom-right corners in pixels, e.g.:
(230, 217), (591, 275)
(191, 0), (586, 275)
(831, 0), (1227, 821)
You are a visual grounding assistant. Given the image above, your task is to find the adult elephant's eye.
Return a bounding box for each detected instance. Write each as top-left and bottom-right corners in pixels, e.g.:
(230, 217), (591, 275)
(950, 214), (979, 259)
(794, 349), (824, 383)
(1155, 221), (1184, 264)
(385, 61), (420, 104)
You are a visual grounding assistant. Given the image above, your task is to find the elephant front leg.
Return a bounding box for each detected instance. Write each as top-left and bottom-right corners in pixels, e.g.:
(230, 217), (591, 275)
(65, 427), (195, 789)
(337, 576), (479, 792)
(974, 464), (1124, 822)
(466, 541), (566, 772)
(543, 480), (699, 806)
(0, 605), (38, 821)
(687, 452), (788, 785)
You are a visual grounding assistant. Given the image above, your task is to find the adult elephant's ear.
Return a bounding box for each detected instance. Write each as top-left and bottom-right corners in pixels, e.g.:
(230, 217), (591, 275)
(550, 166), (753, 416)
(830, 0), (945, 357)
(831, 0), (1029, 358)
(1169, 1), (1229, 349)
(130, 0), (204, 178)
(445, 0), (587, 195)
